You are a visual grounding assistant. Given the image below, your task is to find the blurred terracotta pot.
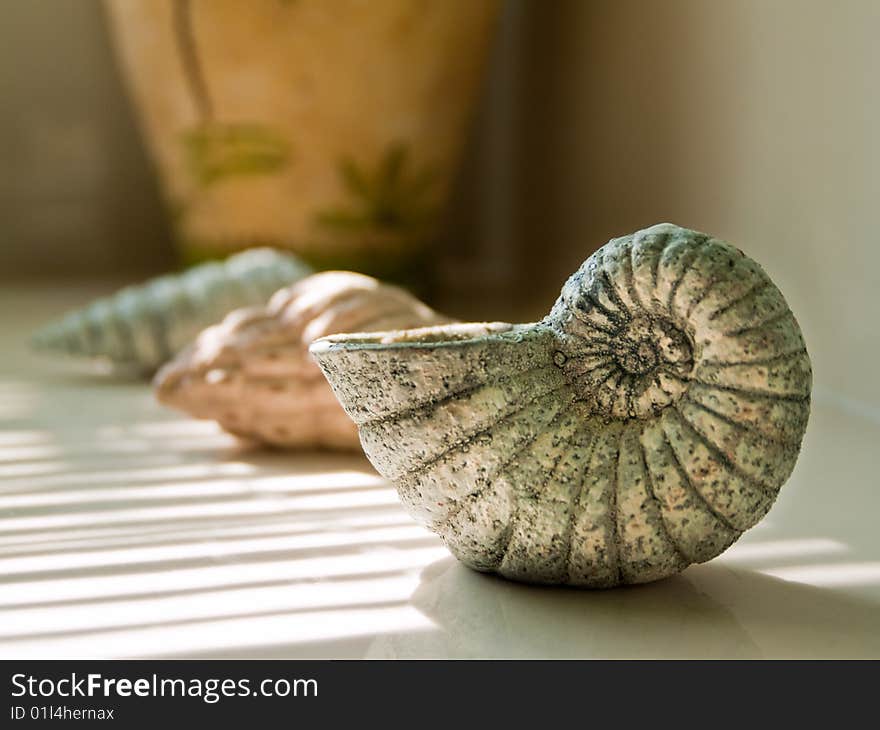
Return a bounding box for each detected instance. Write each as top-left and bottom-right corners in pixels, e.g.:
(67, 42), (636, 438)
(104, 0), (500, 281)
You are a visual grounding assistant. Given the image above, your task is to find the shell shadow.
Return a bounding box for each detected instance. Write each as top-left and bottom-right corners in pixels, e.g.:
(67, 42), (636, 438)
(373, 557), (880, 658)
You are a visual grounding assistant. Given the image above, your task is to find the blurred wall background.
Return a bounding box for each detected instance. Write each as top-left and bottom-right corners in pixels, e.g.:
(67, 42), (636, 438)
(0, 0), (175, 276)
(1, 0), (878, 412)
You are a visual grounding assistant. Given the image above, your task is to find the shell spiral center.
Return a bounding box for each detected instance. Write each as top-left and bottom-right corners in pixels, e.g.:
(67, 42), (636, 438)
(568, 313), (696, 420)
(612, 316), (692, 377)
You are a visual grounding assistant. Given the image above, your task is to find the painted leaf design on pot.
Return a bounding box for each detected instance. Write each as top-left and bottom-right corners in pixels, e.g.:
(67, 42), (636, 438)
(182, 123), (291, 186)
(316, 142), (439, 237)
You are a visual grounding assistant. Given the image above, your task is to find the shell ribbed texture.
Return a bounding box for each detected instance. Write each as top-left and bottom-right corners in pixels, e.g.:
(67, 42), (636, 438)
(312, 224), (812, 586)
(31, 248), (312, 373)
(154, 271), (451, 449)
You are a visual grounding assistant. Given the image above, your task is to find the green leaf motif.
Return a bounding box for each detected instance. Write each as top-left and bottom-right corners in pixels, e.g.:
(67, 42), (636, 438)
(183, 123), (290, 186)
(316, 142), (441, 238)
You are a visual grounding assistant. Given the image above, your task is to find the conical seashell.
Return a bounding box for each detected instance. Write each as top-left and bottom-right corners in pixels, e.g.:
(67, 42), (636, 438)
(154, 271), (451, 450)
(311, 224), (812, 587)
(31, 248), (312, 375)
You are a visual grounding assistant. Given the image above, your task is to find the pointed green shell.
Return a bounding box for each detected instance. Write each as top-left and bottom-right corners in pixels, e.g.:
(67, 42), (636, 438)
(32, 248), (312, 374)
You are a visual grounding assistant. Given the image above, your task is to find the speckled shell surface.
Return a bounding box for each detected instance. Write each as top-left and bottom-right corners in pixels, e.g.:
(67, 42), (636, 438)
(31, 248), (312, 375)
(155, 271), (451, 450)
(311, 224), (812, 587)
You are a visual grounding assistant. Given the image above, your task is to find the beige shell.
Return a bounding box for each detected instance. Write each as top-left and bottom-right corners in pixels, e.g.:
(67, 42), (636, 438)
(310, 224), (812, 587)
(154, 271), (450, 450)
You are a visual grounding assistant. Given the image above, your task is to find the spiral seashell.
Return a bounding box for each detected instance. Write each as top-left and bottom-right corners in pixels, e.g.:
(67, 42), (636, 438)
(310, 224), (812, 587)
(31, 248), (312, 375)
(154, 271), (452, 450)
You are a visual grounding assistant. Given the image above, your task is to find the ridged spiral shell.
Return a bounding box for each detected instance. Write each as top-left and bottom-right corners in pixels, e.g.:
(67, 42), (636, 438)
(310, 224), (812, 587)
(31, 248), (312, 375)
(154, 271), (451, 450)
